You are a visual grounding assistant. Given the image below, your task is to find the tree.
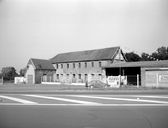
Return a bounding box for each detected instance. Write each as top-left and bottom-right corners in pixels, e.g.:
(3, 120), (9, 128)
(19, 67), (27, 76)
(141, 52), (155, 61)
(125, 46), (168, 62)
(1, 67), (18, 80)
(125, 52), (141, 62)
(151, 46), (168, 60)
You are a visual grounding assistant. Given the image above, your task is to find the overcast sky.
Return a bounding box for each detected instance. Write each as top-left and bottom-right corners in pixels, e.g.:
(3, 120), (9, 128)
(0, 0), (168, 72)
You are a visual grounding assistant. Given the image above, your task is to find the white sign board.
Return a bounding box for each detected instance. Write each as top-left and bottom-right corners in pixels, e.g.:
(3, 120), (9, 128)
(158, 74), (168, 83)
(14, 77), (26, 84)
(107, 76), (120, 88)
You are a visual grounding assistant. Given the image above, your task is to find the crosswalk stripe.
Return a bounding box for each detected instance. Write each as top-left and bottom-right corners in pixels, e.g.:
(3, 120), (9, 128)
(70, 95), (168, 104)
(1, 103), (168, 106)
(132, 95), (168, 99)
(24, 95), (101, 105)
(0, 95), (37, 104)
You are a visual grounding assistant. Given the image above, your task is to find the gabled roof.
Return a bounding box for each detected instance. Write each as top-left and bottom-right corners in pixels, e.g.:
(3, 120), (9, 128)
(104, 60), (168, 68)
(28, 58), (55, 70)
(50, 47), (121, 63)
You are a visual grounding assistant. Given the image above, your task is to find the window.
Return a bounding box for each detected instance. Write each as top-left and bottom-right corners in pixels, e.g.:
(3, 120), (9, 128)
(79, 63), (81, 68)
(43, 74), (47, 82)
(92, 62), (94, 67)
(61, 64), (63, 68)
(73, 63), (75, 68)
(57, 64), (59, 69)
(99, 62), (101, 67)
(85, 62), (87, 68)
(73, 74), (75, 78)
(98, 74), (102, 79)
(54, 64), (56, 69)
(91, 74), (94, 78)
(79, 74), (81, 79)
(67, 74), (69, 78)
(84, 74), (88, 81)
(56, 74), (59, 79)
(67, 63), (69, 69)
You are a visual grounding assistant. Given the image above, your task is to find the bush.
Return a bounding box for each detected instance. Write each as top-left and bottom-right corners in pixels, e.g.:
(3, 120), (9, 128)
(87, 80), (108, 88)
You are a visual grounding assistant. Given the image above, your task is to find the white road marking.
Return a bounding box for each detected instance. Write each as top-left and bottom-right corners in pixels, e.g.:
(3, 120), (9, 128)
(132, 95), (168, 99)
(0, 103), (168, 106)
(70, 95), (168, 104)
(24, 94), (101, 105)
(0, 95), (37, 104)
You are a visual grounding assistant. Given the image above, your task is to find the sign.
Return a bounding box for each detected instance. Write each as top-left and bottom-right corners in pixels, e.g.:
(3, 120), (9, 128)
(14, 77), (26, 84)
(107, 76), (120, 88)
(158, 74), (168, 83)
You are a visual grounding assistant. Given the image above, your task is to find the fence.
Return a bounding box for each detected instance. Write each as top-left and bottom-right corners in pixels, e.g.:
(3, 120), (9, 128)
(0, 76), (3, 84)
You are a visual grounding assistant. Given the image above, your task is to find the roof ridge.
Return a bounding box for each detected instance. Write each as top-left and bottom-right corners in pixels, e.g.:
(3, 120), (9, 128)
(56, 46), (120, 56)
(31, 58), (48, 61)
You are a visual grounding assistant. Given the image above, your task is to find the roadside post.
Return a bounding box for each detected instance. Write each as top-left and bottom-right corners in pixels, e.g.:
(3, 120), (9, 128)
(137, 74), (139, 88)
(119, 75), (121, 87)
(0, 76), (3, 85)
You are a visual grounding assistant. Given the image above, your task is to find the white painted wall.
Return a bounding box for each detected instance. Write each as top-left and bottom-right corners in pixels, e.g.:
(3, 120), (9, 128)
(25, 64), (35, 84)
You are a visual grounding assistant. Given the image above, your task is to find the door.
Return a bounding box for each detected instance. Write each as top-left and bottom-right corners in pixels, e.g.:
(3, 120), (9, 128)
(27, 75), (33, 84)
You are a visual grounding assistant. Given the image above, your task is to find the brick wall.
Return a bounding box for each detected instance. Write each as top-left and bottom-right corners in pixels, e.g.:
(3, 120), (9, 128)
(54, 60), (109, 83)
(35, 70), (55, 84)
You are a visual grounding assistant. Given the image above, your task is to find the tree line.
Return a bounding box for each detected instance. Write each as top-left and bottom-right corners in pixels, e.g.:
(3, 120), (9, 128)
(0, 46), (168, 81)
(125, 46), (168, 62)
(0, 67), (26, 81)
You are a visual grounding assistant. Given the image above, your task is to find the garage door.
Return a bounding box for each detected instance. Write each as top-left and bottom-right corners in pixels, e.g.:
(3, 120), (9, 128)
(145, 71), (157, 87)
(27, 75), (33, 84)
(145, 70), (168, 88)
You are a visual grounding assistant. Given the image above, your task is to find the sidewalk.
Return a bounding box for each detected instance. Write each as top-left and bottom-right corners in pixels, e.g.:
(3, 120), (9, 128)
(0, 83), (168, 94)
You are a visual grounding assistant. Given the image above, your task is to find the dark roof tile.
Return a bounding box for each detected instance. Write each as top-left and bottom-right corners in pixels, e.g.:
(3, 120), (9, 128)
(30, 58), (55, 70)
(50, 47), (120, 63)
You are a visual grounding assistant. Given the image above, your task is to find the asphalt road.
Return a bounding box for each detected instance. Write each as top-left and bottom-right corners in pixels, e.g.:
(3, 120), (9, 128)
(0, 94), (168, 128)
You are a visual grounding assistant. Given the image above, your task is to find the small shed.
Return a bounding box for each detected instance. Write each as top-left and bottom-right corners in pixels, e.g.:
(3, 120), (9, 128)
(25, 58), (56, 84)
(103, 60), (168, 88)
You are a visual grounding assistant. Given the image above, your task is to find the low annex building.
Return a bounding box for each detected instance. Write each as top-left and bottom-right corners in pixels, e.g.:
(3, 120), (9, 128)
(104, 60), (168, 88)
(25, 58), (56, 84)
